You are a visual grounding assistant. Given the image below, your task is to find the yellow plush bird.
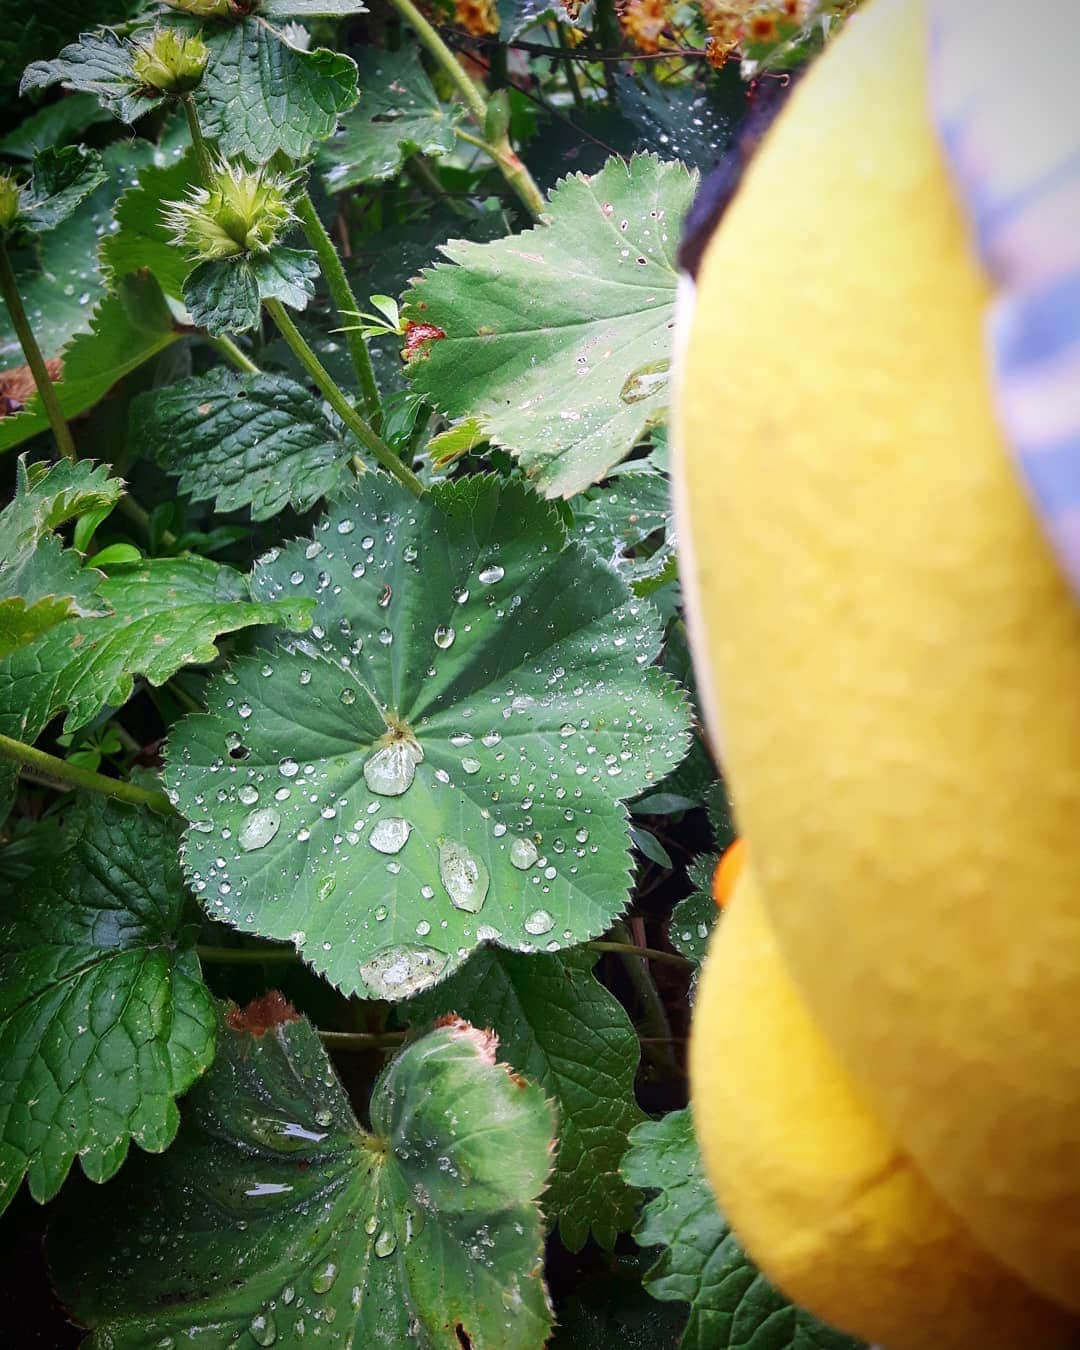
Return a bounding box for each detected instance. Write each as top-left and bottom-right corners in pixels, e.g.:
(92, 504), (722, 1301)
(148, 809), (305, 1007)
(675, 0), (1080, 1345)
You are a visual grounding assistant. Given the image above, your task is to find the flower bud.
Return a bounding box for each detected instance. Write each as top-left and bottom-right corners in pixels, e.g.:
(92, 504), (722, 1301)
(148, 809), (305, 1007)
(161, 0), (238, 18)
(0, 174), (22, 233)
(131, 29), (210, 94)
(164, 160), (294, 261)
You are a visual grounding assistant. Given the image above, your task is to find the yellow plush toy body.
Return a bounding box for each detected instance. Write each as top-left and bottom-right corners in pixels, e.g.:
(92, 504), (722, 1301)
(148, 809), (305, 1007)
(676, 0), (1080, 1344)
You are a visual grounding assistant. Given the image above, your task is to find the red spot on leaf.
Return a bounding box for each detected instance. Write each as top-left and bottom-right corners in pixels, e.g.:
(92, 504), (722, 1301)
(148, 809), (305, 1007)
(403, 321), (447, 362)
(227, 990), (300, 1036)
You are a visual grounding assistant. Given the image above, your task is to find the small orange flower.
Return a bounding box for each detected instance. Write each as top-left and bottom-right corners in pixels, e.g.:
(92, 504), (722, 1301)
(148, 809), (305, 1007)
(711, 836), (747, 910)
(453, 0), (498, 36)
(621, 0), (670, 55)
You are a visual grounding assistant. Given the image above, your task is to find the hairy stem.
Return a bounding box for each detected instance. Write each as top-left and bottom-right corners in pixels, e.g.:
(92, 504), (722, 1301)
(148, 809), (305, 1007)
(210, 334), (260, 374)
(263, 296), (424, 497)
(0, 238), (77, 462)
(182, 95), (214, 182)
(385, 0), (547, 220)
(295, 191), (382, 422)
(0, 731), (175, 814)
(197, 943), (299, 965)
(588, 939), (692, 970)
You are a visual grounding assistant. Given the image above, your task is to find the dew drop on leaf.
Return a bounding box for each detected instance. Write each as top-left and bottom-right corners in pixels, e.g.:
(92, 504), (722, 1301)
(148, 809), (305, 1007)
(478, 564), (504, 585)
(311, 1261), (339, 1294)
(369, 817), (411, 854)
(374, 1228), (397, 1258)
(509, 837), (538, 870)
(364, 738), (423, 796)
(358, 944), (448, 998)
(524, 908), (554, 936)
(278, 758), (299, 778)
(438, 839), (489, 913)
(433, 624), (455, 650)
(249, 1311), (277, 1346)
(239, 808), (281, 852)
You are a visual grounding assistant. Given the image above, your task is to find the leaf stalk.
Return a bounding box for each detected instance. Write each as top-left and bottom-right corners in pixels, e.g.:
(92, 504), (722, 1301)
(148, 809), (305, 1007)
(0, 731), (176, 814)
(182, 94), (214, 182)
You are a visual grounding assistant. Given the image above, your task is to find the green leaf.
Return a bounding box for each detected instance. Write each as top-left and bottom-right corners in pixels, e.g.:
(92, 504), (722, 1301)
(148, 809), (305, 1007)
(0, 92), (113, 160)
(572, 457), (674, 588)
(182, 247), (318, 335)
(669, 859), (717, 967)
(410, 947), (645, 1251)
(20, 28), (160, 123)
(0, 797), (216, 1213)
(406, 154), (697, 498)
(16, 144), (108, 235)
(136, 368), (352, 521)
(165, 475), (690, 999)
(261, 0), (368, 13)
(621, 1110), (865, 1350)
(0, 555), (314, 743)
(197, 19), (359, 162)
(321, 47), (462, 193)
(101, 150), (198, 299)
(251, 245), (320, 310)
(0, 456), (122, 657)
(51, 1009), (555, 1348)
(0, 270), (181, 453)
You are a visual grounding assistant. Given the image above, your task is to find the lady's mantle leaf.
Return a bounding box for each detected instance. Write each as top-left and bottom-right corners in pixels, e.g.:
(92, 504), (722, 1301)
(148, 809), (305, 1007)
(411, 947), (645, 1252)
(405, 154), (697, 499)
(0, 798), (215, 1213)
(0, 555), (313, 752)
(321, 47), (462, 192)
(621, 1110), (864, 1350)
(136, 368), (352, 521)
(165, 475), (690, 1000)
(196, 19), (359, 163)
(50, 1009), (554, 1348)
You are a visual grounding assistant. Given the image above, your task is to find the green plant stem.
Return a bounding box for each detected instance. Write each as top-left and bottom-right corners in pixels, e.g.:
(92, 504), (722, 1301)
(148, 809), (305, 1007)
(295, 190), (381, 422)
(115, 493), (178, 552)
(385, 0), (547, 220)
(0, 731), (175, 814)
(588, 939), (691, 970)
(0, 238), (77, 463)
(609, 919), (676, 1051)
(263, 296), (425, 497)
(182, 95), (214, 182)
(197, 943), (299, 964)
(210, 334), (259, 374)
(319, 1029), (408, 1051)
(556, 22), (587, 113)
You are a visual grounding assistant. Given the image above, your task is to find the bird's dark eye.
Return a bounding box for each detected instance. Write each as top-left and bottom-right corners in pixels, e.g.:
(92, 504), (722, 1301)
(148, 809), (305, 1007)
(677, 74), (800, 279)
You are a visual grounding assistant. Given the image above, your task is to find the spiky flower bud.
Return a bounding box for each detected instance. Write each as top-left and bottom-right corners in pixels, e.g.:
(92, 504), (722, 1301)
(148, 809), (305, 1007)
(0, 175), (22, 233)
(163, 160), (294, 261)
(131, 28), (210, 93)
(161, 0), (238, 18)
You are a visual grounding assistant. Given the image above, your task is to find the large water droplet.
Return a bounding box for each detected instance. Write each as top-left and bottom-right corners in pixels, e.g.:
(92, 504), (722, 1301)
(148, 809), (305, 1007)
(239, 808), (281, 852)
(509, 837), (538, 870)
(619, 358), (670, 405)
(369, 817), (411, 854)
(364, 737), (423, 796)
(433, 625), (455, 650)
(279, 758), (299, 778)
(311, 1261), (339, 1294)
(438, 839), (489, 913)
(248, 1311), (277, 1346)
(478, 564), (504, 585)
(374, 1228), (397, 1258)
(524, 908), (554, 936)
(238, 784), (260, 805)
(359, 944), (448, 999)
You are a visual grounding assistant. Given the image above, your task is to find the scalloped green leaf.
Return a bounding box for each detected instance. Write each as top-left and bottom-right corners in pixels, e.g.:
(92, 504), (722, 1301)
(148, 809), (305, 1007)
(182, 247), (318, 335)
(621, 1110), (865, 1350)
(165, 475), (690, 999)
(0, 797), (216, 1214)
(0, 555), (313, 746)
(411, 947), (645, 1252)
(136, 368), (352, 520)
(51, 1009), (554, 1348)
(0, 270), (181, 453)
(405, 154), (697, 498)
(196, 19), (359, 163)
(321, 47), (462, 193)
(15, 144), (108, 235)
(0, 93), (112, 160)
(20, 28), (161, 123)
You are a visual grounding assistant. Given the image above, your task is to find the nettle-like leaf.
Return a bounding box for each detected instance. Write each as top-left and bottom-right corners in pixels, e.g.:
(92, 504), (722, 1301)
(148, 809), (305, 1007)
(182, 247), (319, 335)
(0, 270), (180, 453)
(101, 150), (198, 299)
(572, 456), (674, 593)
(196, 18), (359, 162)
(0, 456), (121, 657)
(166, 475), (690, 1000)
(0, 555), (313, 744)
(50, 1006), (555, 1348)
(13, 144), (108, 235)
(136, 368), (353, 521)
(0, 797), (216, 1213)
(20, 28), (164, 123)
(405, 154), (696, 499)
(621, 1110), (865, 1350)
(321, 47), (462, 192)
(411, 947), (645, 1252)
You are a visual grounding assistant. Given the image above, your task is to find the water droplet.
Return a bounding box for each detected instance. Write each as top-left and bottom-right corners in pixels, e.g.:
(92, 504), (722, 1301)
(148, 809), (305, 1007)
(461, 757), (481, 775)
(509, 837), (538, 870)
(238, 784), (259, 805)
(524, 908), (554, 936)
(370, 817), (411, 854)
(438, 840), (489, 913)
(453, 587), (469, 604)
(279, 758), (299, 778)
(359, 944), (448, 999)
(239, 808), (281, 852)
(249, 1311), (277, 1346)
(619, 359), (670, 404)
(433, 625), (455, 650)
(311, 1261), (339, 1294)
(478, 564), (504, 585)
(364, 736), (423, 796)
(340, 687), (357, 705)
(374, 1228), (397, 1258)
